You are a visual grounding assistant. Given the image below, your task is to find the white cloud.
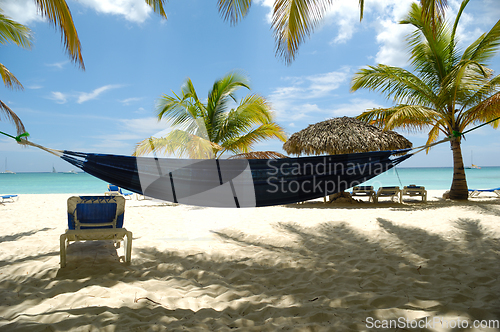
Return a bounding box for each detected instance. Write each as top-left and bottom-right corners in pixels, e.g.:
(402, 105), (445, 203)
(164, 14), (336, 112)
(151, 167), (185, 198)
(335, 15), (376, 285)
(119, 117), (171, 136)
(49, 91), (69, 104)
(120, 97), (143, 105)
(375, 19), (413, 66)
(0, 0), (42, 25)
(267, 69), (351, 122)
(1, 0), (154, 25)
(330, 98), (384, 117)
(77, 0), (153, 23)
(46, 61), (70, 69)
(77, 84), (123, 103)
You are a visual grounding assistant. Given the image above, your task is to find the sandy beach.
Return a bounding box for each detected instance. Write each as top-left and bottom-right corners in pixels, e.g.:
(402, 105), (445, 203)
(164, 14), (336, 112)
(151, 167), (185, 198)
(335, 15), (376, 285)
(1, 192), (499, 331)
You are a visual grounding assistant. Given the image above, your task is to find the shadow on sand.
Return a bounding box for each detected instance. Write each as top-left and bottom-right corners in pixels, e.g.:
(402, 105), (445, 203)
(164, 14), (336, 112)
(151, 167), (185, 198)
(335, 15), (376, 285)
(1, 202), (499, 331)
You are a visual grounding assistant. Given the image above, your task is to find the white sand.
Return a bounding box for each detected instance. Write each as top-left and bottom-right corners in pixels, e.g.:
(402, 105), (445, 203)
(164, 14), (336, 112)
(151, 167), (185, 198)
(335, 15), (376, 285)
(1, 192), (499, 331)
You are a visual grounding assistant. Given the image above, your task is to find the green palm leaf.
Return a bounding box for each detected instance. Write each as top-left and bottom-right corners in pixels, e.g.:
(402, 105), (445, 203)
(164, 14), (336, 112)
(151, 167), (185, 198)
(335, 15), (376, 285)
(0, 13), (32, 48)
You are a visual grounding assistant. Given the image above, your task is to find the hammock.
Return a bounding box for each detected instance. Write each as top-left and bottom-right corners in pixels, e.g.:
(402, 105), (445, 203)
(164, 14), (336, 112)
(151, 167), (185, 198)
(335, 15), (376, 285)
(22, 139), (412, 207)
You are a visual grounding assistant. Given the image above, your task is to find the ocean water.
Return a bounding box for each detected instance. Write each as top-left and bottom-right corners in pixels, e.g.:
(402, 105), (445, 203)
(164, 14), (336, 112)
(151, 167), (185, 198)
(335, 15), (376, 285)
(1, 167), (499, 194)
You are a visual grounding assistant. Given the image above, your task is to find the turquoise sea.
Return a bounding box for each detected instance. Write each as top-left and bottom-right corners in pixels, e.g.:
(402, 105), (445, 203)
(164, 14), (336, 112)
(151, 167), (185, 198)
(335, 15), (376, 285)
(1, 167), (499, 194)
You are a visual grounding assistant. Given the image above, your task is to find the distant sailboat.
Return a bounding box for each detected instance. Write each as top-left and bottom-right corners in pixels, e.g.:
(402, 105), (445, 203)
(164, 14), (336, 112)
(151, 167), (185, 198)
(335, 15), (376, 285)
(52, 165), (57, 173)
(4, 158), (15, 174)
(466, 151), (481, 169)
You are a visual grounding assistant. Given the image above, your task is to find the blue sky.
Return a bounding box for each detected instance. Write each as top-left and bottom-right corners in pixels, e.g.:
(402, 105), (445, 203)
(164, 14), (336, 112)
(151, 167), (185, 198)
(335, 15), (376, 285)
(1, 0), (499, 172)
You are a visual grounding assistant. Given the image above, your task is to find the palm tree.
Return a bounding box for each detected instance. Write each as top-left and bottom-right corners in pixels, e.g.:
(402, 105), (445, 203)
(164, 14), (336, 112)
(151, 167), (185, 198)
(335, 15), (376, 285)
(218, 0), (448, 64)
(0, 0), (168, 135)
(350, 0), (500, 200)
(133, 72), (287, 159)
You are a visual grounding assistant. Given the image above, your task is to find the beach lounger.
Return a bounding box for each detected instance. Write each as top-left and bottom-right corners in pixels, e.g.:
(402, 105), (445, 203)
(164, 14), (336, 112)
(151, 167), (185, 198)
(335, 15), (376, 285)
(375, 186), (402, 203)
(402, 185), (427, 202)
(351, 186), (376, 202)
(468, 187), (500, 198)
(60, 195), (132, 268)
(0, 194), (18, 203)
(105, 184), (133, 199)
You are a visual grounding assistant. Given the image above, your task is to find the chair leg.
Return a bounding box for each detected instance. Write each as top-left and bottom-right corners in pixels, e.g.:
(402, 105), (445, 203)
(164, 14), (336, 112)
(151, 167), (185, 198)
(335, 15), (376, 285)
(124, 231), (133, 263)
(60, 234), (67, 268)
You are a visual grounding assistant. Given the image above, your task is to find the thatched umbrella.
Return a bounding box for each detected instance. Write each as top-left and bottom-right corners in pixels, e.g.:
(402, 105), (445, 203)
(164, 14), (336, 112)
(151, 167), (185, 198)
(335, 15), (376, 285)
(283, 117), (412, 156)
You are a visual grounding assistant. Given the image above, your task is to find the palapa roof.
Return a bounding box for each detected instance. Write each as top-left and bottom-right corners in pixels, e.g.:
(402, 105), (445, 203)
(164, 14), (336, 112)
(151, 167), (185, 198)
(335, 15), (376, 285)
(282, 117), (412, 156)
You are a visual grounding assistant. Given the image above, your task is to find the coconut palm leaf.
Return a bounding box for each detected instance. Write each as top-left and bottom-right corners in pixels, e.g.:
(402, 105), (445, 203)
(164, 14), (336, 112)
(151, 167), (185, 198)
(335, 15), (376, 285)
(0, 63), (23, 90)
(0, 13), (32, 48)
(462, 19), (500, 63)
(33, 0), (84, 69)
(222, 123), (287, 154)
(0, 100), (26, 135)
(144, 0), (168, 19)
(351, 65), (436, 106)
(228, 151), (288, 159)
(218, 0), (251, 25)
(133, 131), (223, 159)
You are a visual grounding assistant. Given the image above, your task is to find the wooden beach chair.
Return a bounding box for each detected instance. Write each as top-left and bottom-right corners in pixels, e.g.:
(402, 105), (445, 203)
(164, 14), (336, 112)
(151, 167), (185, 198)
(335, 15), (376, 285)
(351, 186), (376, 202)
(402, 185), (427, 202)
(60, 195), (132, 268)
(375, 186), (402, 203)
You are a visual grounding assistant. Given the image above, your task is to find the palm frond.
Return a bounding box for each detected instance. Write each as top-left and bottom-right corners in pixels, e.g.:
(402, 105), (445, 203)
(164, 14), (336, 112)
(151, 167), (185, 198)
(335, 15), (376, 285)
(216, 94), (272, 142)
(144, 0), (168, 19)
(133, 131), (222, 159)
(0, 63), (23, 90)
(0, 13), (32, 48)
(357, 105), (442, 132)
(462, 19), (500, 64)
(228, 151), (288, 159)
(222, 123), (287, 154)
(351, 65), (436, 106)
(0, 100), (26, 135)
(461, 91), (500, 129)
(272, 0), (334, 64)
(34, 0), (84, 69)
(218, 0), (251, 25)
(425, 123), (442, 153)
(420, 0), (448, 34)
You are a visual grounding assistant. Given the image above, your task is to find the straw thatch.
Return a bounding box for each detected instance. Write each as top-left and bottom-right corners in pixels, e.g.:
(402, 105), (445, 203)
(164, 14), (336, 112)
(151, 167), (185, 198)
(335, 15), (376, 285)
(228, 151), (289, 159)
(283, 117), (412, 156)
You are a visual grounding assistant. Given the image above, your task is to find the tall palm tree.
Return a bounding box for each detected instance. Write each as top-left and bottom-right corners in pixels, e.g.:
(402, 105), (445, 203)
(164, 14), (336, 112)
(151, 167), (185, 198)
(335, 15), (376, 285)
(0, 0), (168, 135)
(133, 72), (287, 159)
(218, 0), (448, 64)
(350, 0), (500, 200)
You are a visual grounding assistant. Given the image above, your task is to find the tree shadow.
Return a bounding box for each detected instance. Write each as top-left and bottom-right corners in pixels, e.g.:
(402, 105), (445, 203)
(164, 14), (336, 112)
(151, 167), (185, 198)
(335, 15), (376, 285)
(1, 214), (499, 331)
(0, 227), (53, 243)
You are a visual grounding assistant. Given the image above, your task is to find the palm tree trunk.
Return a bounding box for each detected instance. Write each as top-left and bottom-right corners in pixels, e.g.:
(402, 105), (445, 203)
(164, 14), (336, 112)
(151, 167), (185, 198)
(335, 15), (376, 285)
(449, 138), (468, 200)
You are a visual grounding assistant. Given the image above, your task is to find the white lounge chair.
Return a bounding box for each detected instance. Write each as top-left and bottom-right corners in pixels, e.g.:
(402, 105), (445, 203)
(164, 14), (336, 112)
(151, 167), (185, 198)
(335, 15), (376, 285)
(375, 186), (402, 203)
(402, 185), (427, 202)
(0, 194), (18, 203)
(351, 186), (376, 202)
(60, 195), (132, 268)
(468, 187), (500, 198)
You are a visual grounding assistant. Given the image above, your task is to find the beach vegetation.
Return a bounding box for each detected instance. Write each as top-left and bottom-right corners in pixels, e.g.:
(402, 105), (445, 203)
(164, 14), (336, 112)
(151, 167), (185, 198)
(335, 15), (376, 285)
(133, 71), (287, 159)
(351, 0), (500, 200)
